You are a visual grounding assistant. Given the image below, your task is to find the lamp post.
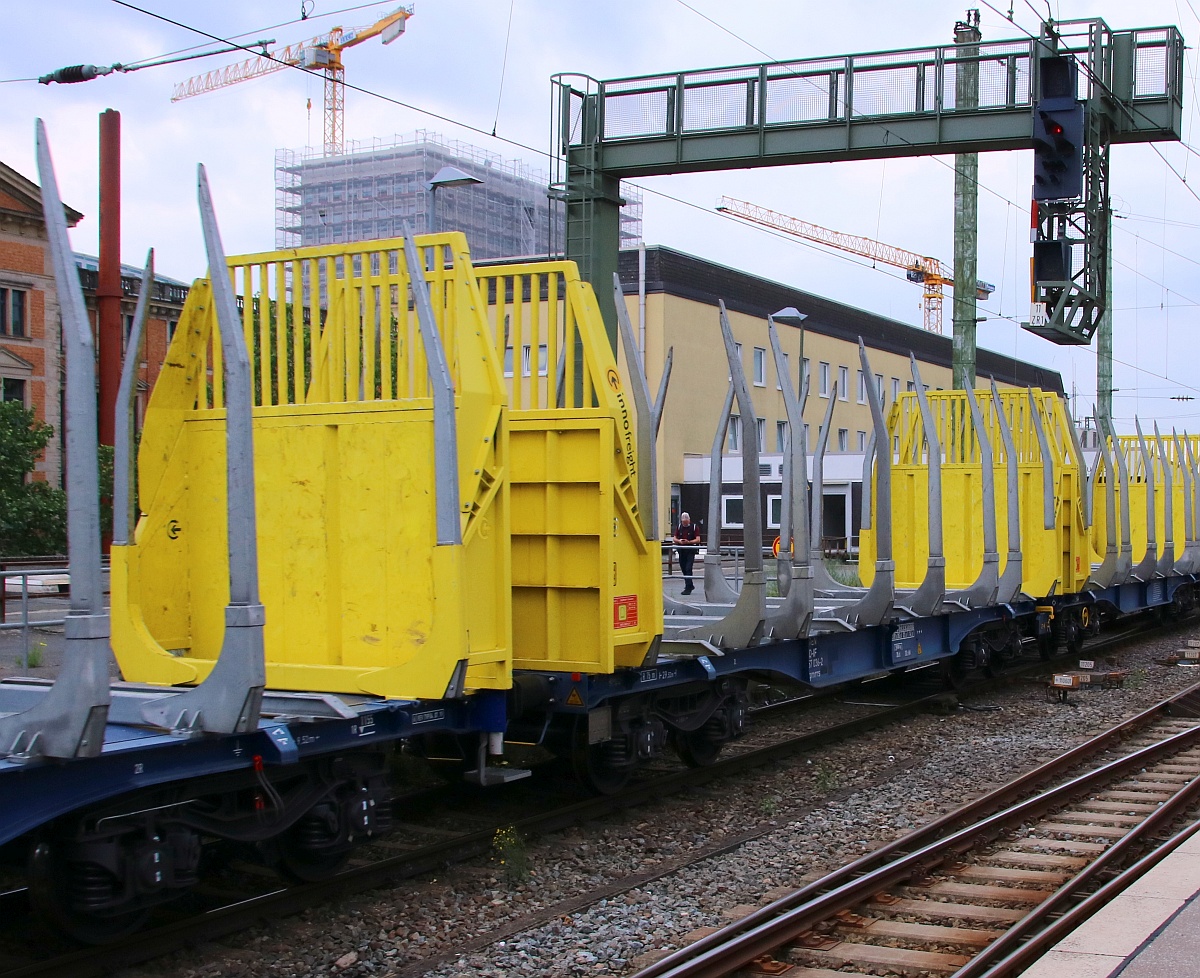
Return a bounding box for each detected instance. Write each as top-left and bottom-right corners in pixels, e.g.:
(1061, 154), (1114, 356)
(426, 165), (482, 234)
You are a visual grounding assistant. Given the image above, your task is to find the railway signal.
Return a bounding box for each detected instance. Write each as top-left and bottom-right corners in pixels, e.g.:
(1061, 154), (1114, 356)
(1032, 56), (1086, 202)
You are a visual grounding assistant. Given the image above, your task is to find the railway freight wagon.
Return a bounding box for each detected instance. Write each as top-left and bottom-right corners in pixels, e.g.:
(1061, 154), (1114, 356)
(5, 133), (1199, 943)
(858, 378), (1199, 666)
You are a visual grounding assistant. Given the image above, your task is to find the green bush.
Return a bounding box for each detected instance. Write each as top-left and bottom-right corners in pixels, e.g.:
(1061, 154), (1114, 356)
(0, 402), (66, 556)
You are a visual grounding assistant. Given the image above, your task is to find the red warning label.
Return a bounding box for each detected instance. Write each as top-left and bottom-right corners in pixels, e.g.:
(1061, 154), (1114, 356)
(613, 595), (639, 629)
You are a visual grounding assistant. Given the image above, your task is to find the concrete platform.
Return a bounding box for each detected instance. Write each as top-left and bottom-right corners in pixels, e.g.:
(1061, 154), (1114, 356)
(1021, 823), (1200, 978)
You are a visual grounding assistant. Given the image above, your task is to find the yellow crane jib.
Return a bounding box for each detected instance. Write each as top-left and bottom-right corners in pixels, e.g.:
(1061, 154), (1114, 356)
(171, 5), (413, 157)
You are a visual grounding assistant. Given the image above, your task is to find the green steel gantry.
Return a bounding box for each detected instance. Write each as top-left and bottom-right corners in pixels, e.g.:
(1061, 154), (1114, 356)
(552, 19), (1183, 362)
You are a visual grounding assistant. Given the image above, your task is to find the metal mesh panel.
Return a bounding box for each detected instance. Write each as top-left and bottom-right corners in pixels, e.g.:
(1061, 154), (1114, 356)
(765, 72), (838, 124)
(604, 73), (675, 93)
(682, 79), (756, 131)
(924, 66), (938, 112)
(602, 89), (671, 138)
(854, 49), (936, 69)
(976, 57), (1029, 108)
(849, 65), (921, 117)
(1134, 33), (1170, 97)
(567, 89), (585, 146)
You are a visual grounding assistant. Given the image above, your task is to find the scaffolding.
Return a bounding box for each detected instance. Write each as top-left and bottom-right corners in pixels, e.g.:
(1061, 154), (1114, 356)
(275, 131), (643, 259)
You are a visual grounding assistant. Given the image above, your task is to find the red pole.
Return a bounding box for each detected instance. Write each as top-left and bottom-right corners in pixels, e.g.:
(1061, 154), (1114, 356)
(97, 108), (121, 447)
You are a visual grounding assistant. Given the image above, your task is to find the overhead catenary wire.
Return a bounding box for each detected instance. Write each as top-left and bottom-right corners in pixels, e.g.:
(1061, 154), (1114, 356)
(491, 0), (517, 138)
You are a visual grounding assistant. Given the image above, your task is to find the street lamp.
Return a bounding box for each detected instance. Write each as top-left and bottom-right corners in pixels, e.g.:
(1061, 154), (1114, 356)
(772, 306), (807, 327)
(772, 307), (808, 395)
(426, 165), (482, 234)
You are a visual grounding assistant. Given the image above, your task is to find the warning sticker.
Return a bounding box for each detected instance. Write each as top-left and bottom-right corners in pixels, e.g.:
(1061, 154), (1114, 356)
(613, 595), (639, 629)
(566, 688), (584, 707)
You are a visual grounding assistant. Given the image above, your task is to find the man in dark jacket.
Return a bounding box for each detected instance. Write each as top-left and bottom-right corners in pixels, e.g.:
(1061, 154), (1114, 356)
(673, 512), (701, 595)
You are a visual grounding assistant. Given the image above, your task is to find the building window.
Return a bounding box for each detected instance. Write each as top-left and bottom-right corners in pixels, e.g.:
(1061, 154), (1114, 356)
(837, 428), (848, 452)
(123, 313), (134, 340)
(766, 494), (782, 529)
(521, 343), (548, 377)
(803, 423), (810, 446)
(1, 377), (26, 404)
(838, 365), (849, 401)
(876, 373), (884, 400)
(776, 420), (788, 452)
(752, 347), (766, 386)
(0, 287), (27, 337)
(721, 494), (744, 528)
(856, 370), (867, 404)
(907, 380), (916, 392)
(503, 347), (514, 378)
(892, 377), (900, 402)
(727, 415), (741, 452)
(857, 430), (867, 452)
(819, 362), (830, 397)
(729, 342), (742, 381)
(756, 417), (765, 452)
(167, 320), (178, 342)
(776, 352), (789, 391)
(801, 357), (810, 395)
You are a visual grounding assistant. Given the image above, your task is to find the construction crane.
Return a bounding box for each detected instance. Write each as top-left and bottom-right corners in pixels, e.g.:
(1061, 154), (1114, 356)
(172, 5), (413, 158)
(715, 196), (994, 334)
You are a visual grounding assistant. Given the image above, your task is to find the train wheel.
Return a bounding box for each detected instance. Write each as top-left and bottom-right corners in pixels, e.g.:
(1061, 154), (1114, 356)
(27, 839), (149, 944)
(672, 715), (724, 768)
(1066, 616), (1085, 657)
(1038, 630), (1054, 660)
(571, 718), (633, 794)
(1051, 614), (1083, 658)
(671, 727), (724, 768)
(272, 804), (352, 884)
(276, 844), (350, 884)
(941, 654), (968, 689)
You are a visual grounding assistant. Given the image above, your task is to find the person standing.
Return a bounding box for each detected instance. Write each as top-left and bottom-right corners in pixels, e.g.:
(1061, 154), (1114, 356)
(673, 512), (701, 595)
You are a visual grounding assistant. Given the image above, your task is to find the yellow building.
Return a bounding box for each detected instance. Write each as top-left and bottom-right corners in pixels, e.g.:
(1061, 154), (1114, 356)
(615, 246), (1065, 543)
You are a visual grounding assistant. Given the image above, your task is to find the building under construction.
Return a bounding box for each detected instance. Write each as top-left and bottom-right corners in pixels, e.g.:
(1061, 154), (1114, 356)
(275, 131), (643, 260)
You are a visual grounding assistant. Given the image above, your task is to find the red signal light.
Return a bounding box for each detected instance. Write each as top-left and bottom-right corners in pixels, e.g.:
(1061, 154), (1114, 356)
(1047, 120), (1064, 136)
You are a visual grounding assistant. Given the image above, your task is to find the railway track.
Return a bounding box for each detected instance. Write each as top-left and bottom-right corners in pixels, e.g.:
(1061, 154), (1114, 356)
(632, 680), (1200, 978)
(0, 621), (1189, 977)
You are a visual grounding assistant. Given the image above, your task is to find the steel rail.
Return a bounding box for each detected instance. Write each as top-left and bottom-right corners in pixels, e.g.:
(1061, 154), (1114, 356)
(955, 767), (1200, 977)
(970, 816), (1200, 978)
(632, 678), (1200, 978)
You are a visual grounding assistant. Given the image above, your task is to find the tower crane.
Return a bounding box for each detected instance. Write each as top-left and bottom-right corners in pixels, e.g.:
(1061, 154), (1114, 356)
(715, 196), (994, 334)
(172, 5), (413, 158)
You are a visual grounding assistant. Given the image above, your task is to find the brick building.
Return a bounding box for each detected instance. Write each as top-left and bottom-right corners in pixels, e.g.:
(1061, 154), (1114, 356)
(1, 160), (190, 489)
(0, 161), (82, 484)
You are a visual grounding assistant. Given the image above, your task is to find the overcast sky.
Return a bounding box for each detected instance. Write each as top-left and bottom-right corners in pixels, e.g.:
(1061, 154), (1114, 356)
(3, 0), (1198, 430)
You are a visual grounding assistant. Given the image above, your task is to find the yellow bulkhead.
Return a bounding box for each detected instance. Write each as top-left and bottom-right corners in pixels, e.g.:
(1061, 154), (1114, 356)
(475, 262), (663, 673)
(1091, 435), (1190, 566)
(111, 234), (512, 699)
(859, 388), (1088, 598)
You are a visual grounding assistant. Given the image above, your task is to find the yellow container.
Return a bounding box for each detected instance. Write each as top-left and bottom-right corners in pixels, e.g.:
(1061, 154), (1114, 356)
(475, 263), (663, 673)
(860, 388), (1088, 598)
(111, 234), (511, 699)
